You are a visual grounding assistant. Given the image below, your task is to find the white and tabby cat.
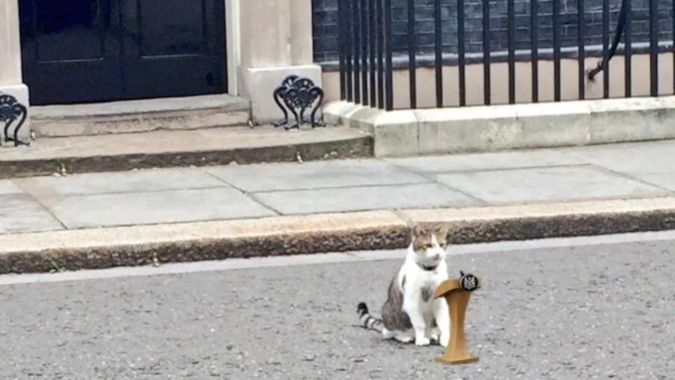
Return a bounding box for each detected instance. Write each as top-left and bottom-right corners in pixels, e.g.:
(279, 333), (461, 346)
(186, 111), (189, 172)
(357, 224), (451, 347)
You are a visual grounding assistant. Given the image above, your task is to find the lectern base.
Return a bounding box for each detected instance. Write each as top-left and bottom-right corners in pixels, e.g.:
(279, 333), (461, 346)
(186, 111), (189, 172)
(435, 356), (479, 365)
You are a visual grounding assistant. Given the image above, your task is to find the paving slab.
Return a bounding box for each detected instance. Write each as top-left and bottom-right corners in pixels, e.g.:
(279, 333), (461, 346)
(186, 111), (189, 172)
(567, 140), (675, 190)
(628, 173), (675, 192)
(386, 148), (581, 173)
(436, 166), (669, 204)
(0, 194), (64, 235)
(206, 160), (429, 192)
(570, 140), (675, 176)
(40, 188), (276, 229)
(253, 183), (481, 215)
(16, 169), (227, 197)
(0, 181), (23, 195)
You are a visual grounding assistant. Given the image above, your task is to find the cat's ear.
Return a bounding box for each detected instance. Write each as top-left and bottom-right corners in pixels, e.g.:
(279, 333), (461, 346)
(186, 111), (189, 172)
(411, 224), (426, 239)
(435, 224), (450, 246)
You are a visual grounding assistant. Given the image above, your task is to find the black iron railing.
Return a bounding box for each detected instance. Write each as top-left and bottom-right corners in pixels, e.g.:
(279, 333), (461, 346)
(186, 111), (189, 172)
(337, 0), (672, 110)
(0, 92), (29, 147)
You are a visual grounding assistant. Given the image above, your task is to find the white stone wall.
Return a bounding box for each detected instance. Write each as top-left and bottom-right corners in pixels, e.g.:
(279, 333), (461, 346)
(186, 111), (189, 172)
(237, 0), (323, 124)
(0, 0), (30, 146)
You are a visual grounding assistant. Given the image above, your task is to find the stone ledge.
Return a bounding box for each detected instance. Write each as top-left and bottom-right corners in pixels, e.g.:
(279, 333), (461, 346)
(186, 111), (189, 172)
(31, 94), (252, 138)
(0, 126), (374, 179)
(32, 94), (251, 120)
(3, 196), (675, 274)
(323, 96), (675, 157)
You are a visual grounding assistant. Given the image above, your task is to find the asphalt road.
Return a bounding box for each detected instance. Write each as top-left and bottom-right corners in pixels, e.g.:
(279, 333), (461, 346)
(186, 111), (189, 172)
(1, 233), (674, 380)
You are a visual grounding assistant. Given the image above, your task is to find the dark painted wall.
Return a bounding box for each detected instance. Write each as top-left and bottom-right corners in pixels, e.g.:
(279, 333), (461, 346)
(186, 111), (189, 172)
(312, 0), (674, 63)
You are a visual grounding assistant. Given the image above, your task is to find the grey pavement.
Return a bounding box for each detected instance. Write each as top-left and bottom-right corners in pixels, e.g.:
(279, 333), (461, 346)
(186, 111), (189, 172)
(5, 139), (675, 234)
(1, 234), (673, 379)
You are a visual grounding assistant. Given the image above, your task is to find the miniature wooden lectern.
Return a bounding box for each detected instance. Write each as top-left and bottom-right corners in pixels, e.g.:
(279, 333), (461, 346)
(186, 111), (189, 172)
(433, 272), (481, 365)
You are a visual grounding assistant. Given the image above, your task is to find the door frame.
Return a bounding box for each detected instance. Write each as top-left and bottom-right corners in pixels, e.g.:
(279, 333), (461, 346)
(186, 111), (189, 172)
(225, 0), (240, 96)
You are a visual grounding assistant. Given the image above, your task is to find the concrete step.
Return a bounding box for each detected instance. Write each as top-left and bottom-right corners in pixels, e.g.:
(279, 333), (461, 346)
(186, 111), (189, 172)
(0, 126), (373, 179)
(31, 94), (251, 138)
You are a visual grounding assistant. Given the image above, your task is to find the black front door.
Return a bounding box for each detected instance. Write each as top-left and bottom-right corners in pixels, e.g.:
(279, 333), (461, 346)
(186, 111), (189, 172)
(19, 0), (226, 105)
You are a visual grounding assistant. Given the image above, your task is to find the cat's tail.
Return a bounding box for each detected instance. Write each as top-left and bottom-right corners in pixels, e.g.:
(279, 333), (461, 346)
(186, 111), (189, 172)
(357, 302), (385, 333)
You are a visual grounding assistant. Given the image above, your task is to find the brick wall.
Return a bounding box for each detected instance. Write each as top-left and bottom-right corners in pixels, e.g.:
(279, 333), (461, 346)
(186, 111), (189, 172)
(312, 0), (674, 63)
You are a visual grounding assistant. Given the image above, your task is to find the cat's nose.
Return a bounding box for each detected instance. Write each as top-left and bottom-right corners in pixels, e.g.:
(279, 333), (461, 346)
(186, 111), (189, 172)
(432, 254), (440, 261)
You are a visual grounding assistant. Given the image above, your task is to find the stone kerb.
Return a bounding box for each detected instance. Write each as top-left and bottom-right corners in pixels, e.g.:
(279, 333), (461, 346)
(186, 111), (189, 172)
(323, 96), (675, 157)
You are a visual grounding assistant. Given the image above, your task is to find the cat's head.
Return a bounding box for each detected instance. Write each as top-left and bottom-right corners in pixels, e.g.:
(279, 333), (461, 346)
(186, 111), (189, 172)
(410, 224), (450, 267)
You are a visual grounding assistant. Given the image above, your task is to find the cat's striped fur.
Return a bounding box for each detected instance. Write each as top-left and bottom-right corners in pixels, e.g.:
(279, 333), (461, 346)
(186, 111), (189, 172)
(357, 302), (385, 332)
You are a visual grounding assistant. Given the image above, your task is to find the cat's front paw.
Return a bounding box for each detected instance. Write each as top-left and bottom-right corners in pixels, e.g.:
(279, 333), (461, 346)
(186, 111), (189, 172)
(429, 327), (440, 342)
(439, 334), (450, 347)
(415, 337), (431, 346)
